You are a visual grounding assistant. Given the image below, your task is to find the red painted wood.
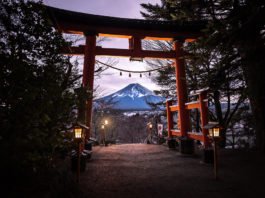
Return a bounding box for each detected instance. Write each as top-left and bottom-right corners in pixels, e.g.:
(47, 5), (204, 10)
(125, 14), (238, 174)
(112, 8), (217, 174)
(169, 105), (179, 112)
(174, 41), (190, 137)
(199, 91), (210, 147)
(83, 35), (96, 140)
(51, 6), (210, 145)
(166, 100), (173, 138)
(187, 132), (204, 141)
(171, 130), (181, 137)
(63, 46), (177, 59)
(185, 102), (200, 109)
(58, 23), (202, 40)
(171, 130), (204, 141)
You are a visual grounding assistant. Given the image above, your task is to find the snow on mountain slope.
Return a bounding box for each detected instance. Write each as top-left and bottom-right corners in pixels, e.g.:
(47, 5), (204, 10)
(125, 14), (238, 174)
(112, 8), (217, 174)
(95, 83), (165, 110)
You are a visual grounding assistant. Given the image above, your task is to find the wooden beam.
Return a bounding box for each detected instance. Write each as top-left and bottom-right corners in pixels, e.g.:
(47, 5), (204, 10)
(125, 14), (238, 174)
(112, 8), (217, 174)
(97, 48), (176, 59)
(169, 105), (179, 112)
(171, 130), (204, 142)
(58, 23), (202, 40)
(99, 33), (132, 39)
(185, 102), (200, 110)
(83, 35), (97, 140)
(171, 130), (181, 137)
(63, 46), (177, 59)
(187, 132), (204, 141)
(174, 41), (190, 136)
(166, 100), (173, 138)
(185, 38), (196, 42)
(187, 132), (204, 142)
(144, 36), (173, 41)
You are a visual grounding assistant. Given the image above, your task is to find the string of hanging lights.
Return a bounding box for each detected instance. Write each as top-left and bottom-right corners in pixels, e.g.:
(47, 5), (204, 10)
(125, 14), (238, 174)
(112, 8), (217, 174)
(96, 60), (171, 78)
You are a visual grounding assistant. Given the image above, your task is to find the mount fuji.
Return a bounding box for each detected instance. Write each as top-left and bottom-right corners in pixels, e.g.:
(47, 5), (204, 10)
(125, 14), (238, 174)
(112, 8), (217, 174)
(95, 83), (165, 110)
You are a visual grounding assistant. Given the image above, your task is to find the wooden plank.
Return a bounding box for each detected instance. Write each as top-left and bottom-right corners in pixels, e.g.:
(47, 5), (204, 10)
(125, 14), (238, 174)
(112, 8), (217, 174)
(96, 47), (176, 59)
(187, 132), (204, 141)
(185, 102), (200, 109)
(63, 46), (177, 59)
(83, 35), (97, 140)
(171, 130), (204, 142)
(199, 91), (210, 147)
(169, 105), (179, 112)
(174, 41), (190, 136)
(58, 23), (202, 40)
(166, 100), (173, 138)
(171, 130), (181, 137)
(99, 33), (132, 39)
(144, 36), (173, 41)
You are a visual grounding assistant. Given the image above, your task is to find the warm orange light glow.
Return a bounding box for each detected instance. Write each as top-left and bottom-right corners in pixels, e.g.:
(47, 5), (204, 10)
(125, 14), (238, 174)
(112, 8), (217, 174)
(213, 127), (220, 137)
(208, 128), (213, 136)
(99, 33), (132, 39)
(149, 124), (153, 129)
(208, 127), (220, 137)
(74, 127), (82, 139)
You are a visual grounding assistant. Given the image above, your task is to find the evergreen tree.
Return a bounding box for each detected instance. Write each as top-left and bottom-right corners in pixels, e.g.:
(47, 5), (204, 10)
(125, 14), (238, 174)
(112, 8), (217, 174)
(141, 0), (259, 148)
(0, 0), (84, 195)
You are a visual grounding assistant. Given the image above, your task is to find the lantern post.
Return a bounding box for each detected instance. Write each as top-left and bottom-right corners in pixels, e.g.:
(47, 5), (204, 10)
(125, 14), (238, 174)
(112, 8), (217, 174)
(204, 122), (221, 179)
(74, 126), (83, 183)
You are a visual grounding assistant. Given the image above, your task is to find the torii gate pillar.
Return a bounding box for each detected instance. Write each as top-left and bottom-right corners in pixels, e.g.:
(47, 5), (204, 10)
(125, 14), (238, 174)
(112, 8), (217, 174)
(174, 40), (194, 154)
(83, 33), (97, 141)
(174, 40), (190, 135)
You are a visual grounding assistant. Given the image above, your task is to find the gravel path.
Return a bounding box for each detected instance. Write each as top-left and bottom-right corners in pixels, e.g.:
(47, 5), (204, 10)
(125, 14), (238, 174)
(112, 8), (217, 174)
(79, 144), (265, 198)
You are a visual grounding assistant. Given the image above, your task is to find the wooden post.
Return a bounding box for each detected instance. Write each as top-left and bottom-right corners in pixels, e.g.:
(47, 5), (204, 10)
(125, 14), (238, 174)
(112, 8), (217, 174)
(166, 100), (173, 138)
(199, 91), (210, 147)
(213, 138), (218, 179)
(83, 33), (97, 141)
(130, 36), (143, 58)
(77, 141), (81, 183)
(174, 40), (190, 136)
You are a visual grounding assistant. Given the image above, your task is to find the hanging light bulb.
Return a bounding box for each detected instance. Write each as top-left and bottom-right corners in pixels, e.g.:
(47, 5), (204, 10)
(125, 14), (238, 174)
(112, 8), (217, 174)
(120, 71), (122, 76)
(140, 73), (142, 78)
(149, 71), (151, 76)
(129, 73), (131, 77)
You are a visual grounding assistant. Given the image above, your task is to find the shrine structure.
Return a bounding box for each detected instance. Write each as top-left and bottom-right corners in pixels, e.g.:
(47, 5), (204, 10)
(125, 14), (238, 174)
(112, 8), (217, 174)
(46, 6), (211, 154)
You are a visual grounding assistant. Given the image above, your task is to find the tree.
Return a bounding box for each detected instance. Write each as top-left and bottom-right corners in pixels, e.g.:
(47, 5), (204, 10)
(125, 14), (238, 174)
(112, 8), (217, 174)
(141, 0), (254, 148)
(0, 0), (83, 194)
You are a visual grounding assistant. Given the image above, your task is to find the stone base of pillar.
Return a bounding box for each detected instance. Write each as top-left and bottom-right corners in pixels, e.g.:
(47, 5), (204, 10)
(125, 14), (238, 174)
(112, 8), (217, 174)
(179, 137), (194, 154)
(167, 138), (177, 149)
(203, 148), (214, 164)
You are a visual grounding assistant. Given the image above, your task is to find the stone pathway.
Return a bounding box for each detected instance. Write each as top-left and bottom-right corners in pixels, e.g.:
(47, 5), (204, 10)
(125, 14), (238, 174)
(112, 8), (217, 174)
(79, 144), (265, 198)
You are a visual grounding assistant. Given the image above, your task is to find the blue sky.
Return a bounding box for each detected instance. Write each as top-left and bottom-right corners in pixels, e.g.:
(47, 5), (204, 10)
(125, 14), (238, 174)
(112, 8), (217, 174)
(43, 0), (162, 96)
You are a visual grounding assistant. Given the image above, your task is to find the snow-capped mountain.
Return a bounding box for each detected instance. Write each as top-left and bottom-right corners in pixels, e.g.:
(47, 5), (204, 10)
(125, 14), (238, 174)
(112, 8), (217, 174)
(95, 83), (165, 110)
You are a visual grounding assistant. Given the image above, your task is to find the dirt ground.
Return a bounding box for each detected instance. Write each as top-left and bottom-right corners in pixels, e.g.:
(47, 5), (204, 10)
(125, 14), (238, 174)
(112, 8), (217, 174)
(79, 144), (265, 198)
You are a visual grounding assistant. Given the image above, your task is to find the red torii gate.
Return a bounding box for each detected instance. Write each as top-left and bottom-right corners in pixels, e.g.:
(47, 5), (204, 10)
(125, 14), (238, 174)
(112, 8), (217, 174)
(47, 6), (211, 153)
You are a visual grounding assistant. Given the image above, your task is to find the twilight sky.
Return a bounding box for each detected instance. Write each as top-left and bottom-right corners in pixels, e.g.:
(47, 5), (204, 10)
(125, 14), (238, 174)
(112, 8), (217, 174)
(43, 0), (162, 97)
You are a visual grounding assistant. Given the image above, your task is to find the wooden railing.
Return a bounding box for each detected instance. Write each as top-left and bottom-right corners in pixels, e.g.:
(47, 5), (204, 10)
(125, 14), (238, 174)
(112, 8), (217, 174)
(166, 90), (210, 147)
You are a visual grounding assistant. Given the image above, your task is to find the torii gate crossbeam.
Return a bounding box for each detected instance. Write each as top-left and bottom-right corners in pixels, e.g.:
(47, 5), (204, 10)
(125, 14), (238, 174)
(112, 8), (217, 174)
(46, 6), (211, 155)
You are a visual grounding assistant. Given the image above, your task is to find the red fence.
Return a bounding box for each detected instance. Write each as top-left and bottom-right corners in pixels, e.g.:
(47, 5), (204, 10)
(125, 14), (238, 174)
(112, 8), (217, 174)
(166, 90), (210, 148)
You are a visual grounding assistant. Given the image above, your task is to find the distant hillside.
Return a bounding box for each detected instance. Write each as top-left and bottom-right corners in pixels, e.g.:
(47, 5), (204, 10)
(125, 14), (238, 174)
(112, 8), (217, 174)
(94, 83), (165, 110)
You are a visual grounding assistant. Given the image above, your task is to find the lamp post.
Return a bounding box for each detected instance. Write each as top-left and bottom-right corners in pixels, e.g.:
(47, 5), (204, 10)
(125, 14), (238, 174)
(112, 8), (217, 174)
(204, 122), (221, 179)
(208, 124), (220, 180)
(74, 126), (83, 183)
(103, 119), (108, 146)
(147, 122), (153, 144)
(101, 124), (105, 146)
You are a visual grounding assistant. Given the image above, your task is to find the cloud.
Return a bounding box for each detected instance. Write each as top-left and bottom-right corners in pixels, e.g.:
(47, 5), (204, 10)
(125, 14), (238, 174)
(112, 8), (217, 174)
(44, 0), (161, 19)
